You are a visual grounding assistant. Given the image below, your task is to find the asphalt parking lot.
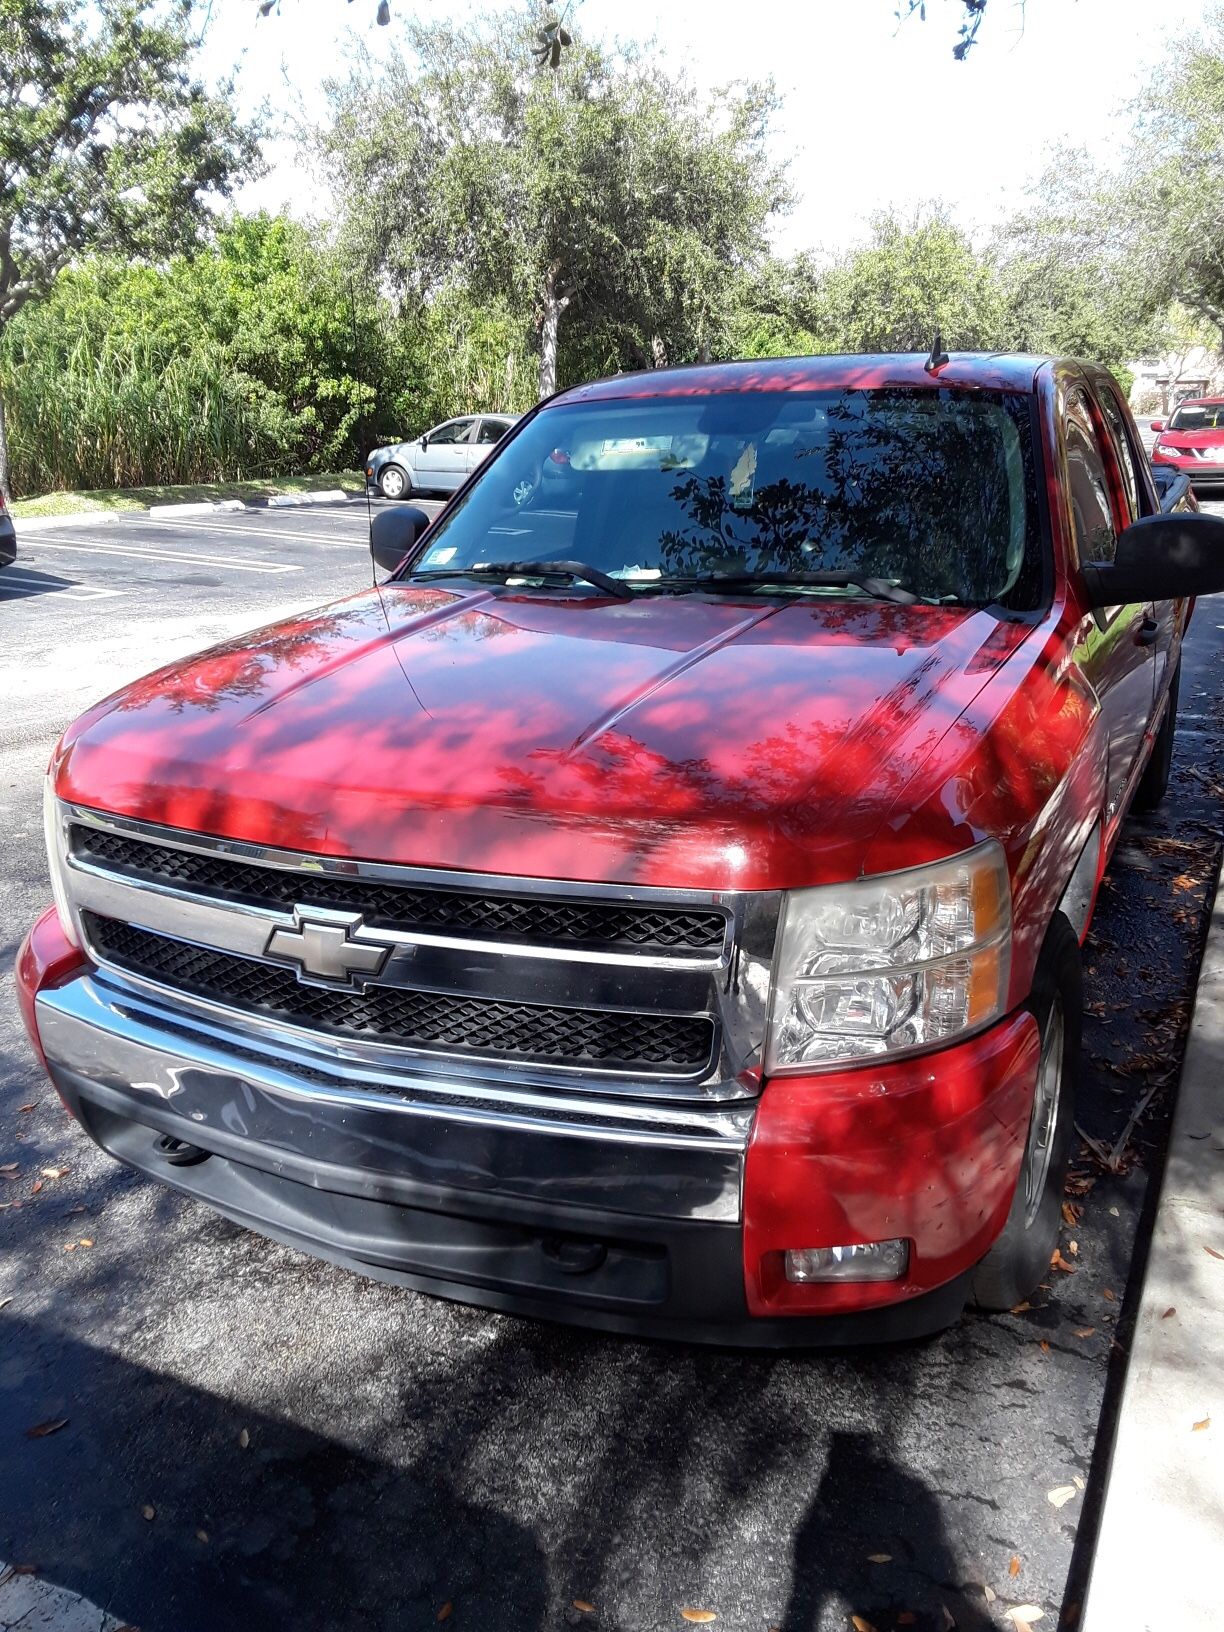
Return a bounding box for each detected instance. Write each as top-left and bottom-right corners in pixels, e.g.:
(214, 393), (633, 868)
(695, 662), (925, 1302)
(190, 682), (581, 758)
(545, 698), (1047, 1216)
(2, 497), (1223, 1632)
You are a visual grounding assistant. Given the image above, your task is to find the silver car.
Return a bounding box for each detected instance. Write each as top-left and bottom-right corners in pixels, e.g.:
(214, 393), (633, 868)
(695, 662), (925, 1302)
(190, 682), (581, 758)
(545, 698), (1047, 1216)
(365, 413), (519, 499)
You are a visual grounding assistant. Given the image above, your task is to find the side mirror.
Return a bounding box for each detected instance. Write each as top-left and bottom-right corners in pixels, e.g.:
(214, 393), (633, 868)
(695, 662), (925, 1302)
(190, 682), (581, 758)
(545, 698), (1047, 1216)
(370, 504), (431, 575)
(419, 432), (430, 450)
(1083, 511), (1224, 608)
(1150, 420), (1164, 433)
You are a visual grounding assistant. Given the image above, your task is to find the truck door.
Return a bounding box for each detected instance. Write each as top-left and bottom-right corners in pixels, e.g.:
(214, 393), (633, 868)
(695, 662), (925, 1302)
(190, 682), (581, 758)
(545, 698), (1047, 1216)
(1096, 384), (1179, 706)
(1063, 382), (1156, 831)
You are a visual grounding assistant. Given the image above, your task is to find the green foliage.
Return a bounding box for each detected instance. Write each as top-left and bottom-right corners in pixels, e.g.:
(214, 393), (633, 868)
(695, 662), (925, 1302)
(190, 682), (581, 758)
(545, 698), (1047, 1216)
(319, 13), (788, 395)
(0, 0), (261, 492)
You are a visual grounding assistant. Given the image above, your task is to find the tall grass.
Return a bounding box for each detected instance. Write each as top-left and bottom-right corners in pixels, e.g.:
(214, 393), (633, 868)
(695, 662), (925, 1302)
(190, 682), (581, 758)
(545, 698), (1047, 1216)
(0, 331), (287, 496)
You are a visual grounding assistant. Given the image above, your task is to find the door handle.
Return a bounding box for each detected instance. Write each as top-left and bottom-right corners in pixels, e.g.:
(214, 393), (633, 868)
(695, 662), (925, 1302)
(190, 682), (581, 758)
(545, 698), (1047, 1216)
(1136, 616), (1160, 647)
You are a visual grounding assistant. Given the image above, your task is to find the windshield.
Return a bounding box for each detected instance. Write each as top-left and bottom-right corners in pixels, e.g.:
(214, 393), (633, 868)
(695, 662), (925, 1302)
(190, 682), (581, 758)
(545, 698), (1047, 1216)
(1169, 402), (1224, 432)
(408, 387), (1044, 608)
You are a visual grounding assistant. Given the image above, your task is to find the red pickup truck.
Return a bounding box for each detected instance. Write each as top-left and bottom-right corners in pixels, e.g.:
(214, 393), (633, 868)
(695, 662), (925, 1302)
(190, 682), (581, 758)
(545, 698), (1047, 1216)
(18, 353), (1224, 1345)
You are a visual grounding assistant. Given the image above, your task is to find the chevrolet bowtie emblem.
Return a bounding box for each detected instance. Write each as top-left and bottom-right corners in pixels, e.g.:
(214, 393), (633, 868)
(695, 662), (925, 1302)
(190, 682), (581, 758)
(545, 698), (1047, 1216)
(264, 908), (392, 989)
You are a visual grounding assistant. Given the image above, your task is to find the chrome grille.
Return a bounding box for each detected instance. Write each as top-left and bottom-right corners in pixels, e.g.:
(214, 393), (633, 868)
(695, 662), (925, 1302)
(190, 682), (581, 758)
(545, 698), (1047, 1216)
(70, 825), (727, 955)
(83, 914), (717, 1074)
(60, 806), (783, 1101)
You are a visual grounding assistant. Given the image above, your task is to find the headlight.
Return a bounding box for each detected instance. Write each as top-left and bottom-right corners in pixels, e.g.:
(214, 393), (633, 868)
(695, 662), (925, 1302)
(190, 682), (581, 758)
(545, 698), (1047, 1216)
(42, 777), (81, 949)
(766, 843), (1010, 1073)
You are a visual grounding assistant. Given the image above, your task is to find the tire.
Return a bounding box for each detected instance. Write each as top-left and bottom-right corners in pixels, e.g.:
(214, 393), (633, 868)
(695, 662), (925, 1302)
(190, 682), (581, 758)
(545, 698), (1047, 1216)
(378, 464), (410, 500)
(1132, 661), (1180, 812)
(971, 914), (1082, 1311)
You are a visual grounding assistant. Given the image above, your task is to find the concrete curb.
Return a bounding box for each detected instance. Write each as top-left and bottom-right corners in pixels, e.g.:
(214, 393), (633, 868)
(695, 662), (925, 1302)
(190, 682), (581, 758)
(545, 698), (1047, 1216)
(0, 1562), (128, 1630)
(13, 490), (359, 533)
(1080, 863), (1224, 1631)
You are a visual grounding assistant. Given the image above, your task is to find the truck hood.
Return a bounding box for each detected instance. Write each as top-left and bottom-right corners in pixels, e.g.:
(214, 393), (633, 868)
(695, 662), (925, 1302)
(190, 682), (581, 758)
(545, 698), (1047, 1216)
(56, 584), (1033, 890)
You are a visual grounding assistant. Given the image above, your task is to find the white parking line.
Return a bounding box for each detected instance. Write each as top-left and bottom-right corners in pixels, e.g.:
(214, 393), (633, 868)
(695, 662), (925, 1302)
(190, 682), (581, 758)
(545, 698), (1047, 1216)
(0, 567), (125, 601)
(148, 516), (373, 547)
(29, 537), (299, 574)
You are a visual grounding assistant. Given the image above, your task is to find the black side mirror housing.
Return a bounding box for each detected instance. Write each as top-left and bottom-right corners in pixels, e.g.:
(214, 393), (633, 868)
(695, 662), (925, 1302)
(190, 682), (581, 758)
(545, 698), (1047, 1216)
(1083, 510), (1224, 608)
(370, 504), (431, 575)
(419, 432), (430, 450)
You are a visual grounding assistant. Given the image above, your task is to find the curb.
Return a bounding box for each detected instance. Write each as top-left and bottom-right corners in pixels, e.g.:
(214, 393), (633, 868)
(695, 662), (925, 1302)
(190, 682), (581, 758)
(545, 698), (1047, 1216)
(0, 1561), (127, 1630)
(13, 490), (358, 533)
(1079, 857), (1224, 1631)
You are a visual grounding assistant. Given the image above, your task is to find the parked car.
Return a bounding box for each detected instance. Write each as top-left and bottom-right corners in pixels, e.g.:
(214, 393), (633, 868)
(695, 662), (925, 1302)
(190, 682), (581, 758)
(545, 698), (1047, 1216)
(0, 489), (15, 569)
(1150, 396), (1224, 492)
(366, 413), (519, 499)
(20, 354), (1224, 1346)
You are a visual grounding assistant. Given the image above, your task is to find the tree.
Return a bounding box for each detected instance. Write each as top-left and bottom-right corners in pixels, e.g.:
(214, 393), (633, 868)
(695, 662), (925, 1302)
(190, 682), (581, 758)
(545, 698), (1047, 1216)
(815, 209), (1009, 354)
(0, 0), (261, 497)
(318, 11), (788, 399)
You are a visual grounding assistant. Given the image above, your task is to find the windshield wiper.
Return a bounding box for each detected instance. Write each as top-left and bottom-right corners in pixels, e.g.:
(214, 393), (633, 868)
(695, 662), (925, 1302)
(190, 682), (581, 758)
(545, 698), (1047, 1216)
(648, 570), (922, 605)
(408, 560), (633, 600)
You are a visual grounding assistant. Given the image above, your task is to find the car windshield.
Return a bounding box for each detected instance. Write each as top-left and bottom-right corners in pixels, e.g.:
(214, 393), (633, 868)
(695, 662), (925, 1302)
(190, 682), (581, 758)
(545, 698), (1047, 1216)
(1169, 402), (1224, 432)
(408, 387), (1044, 608)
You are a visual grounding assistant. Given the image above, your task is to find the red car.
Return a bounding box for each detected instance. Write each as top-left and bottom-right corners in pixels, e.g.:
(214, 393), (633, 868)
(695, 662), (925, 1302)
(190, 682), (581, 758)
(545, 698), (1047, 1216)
(1150, 395), (1224, 491)
(18, 354), (1224, 1345)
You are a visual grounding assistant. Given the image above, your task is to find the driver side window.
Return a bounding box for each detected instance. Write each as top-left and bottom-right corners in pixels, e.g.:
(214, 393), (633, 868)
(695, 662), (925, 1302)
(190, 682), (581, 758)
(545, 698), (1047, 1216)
(1065, 388), (1117, 565)
(427, 420), (470, 446)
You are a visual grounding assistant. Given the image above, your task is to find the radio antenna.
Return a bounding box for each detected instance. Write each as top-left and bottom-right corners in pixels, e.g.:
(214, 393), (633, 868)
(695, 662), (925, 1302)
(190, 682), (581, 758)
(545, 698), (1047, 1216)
(347, 275), (377, 588)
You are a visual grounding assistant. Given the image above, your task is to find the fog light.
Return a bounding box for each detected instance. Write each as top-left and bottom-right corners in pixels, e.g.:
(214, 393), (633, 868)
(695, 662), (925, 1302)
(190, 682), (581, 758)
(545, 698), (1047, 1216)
(784, 1240), (909, 1283)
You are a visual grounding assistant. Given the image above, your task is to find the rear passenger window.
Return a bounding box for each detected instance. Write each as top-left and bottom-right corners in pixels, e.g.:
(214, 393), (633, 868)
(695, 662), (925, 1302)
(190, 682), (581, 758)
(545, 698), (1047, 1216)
(1098, 391), (1144, 522)
(1065, 388), (1117, 564)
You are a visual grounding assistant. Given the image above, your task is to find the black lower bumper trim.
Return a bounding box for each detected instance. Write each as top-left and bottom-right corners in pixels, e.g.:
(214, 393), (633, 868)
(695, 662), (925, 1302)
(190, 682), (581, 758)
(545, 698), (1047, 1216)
(59, 1072), (969, 1349)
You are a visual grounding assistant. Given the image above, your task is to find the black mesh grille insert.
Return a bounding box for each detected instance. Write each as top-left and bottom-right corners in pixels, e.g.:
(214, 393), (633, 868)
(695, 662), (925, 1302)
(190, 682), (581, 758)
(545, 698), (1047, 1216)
(84, 914), (716, 1075)
(71, 827), (727, 955)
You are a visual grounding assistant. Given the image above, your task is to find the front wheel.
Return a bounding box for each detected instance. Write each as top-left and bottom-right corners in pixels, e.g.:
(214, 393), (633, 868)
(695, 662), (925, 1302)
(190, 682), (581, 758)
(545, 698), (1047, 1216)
(972, 914), (1082, 1311)
(378, 464), (410, 500)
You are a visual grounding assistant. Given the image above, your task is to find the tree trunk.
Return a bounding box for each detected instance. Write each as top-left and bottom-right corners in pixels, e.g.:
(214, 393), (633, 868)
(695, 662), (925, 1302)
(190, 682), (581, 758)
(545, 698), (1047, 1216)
(538, 265), (571, 400)
(0, 386), (11, 505)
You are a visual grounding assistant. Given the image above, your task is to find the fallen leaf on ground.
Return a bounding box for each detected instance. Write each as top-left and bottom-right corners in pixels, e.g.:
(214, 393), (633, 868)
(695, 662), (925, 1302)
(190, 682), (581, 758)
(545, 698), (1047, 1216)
(195, 1530), (208, 1544)
(1074, 1328), (1096, 1339)
(1010, 1301), (1031, 1315)
(984, 1583), (997, 1602)
(1038, 1340), (1050, 1355)
(1205, 1246), (1223, 1261)
(6, 1564), (38, 1577)
(18, 1104), (36, 1113)
(1067, 1240), (1078, 1255)
(1061, 1202), (1080, 1227)
(681, 1613), (717, 1626)
(25, 1418), (68, 1439)
(0, 1163), (18, 1174)
(897, 1616), (917, 1627)
(1006, 1609), (1044, 1627)
(1161, 1308), (1176, 1320)
(79, 1238), (93, 1248)
(1047, 1485), (1077, 1509)
(41, 1167), (69, 1179)
(436, 1604), (453, 1624)
(572, 1602), (595, 1614)
(30, 1180), (42, 1195)
(142, 1505), (155, 1521)
(238, 1428), (250, 1449)
(1009, 1556), (1021, 1577)
(1192, 1416), (1210, 1432)
(1073, 1476), (1085, 1490)
(63, 1243), (76, 1252)
(1102, 1288), (1116, 1302)
(1050, 1250), (1076, 1273)
(866, 1553), (891, 1563)
(67, 1205), (87, 1215)
(0, 1297), (11, 1312)
(849, 1618), (876, 1632)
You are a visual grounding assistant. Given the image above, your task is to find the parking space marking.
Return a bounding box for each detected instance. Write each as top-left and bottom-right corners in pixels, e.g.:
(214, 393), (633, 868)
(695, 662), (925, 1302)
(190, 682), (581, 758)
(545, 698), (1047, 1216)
(28, 538), (300, 574)
(148, 517), (374, 547)
(0, 567), (126, 602)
